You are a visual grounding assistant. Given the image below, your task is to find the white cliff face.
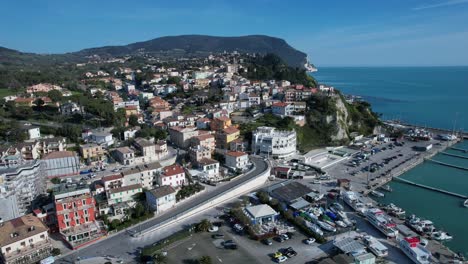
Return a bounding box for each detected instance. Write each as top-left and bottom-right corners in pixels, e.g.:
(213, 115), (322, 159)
(326, 96), (350, 141)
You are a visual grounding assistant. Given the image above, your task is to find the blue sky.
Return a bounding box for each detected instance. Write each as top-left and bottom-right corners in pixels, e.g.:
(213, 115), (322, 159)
(1, 0), (468, 66)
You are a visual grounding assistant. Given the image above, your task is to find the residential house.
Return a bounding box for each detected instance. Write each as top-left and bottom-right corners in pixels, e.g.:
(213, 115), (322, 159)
(0, 214), (52, 264)
(79, 143), (105, 161)
(107, 184), (142, 206)
(197, 158), (220, 179)
(168, 126), (198, 149)
(191, 134), (216, 152)
(210, 116), (232, 131)
(160, 164), (185, 188)
(225, 151), (249, 171)
(60, 102), (84, 115)
(112, 147), (135, 165)
(244, 204), (278, 225)
(252, 126), (297, 159)
(216, 127), (240, 149)
(20, 125), (40, 140)
(145, 186), (176, 214)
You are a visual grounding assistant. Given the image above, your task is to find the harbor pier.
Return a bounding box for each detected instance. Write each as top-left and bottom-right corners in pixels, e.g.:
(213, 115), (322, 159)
(393, 177), (468, 199)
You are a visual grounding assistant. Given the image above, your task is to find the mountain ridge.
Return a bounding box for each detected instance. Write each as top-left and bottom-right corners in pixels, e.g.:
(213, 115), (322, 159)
(0, 35), (308, 68)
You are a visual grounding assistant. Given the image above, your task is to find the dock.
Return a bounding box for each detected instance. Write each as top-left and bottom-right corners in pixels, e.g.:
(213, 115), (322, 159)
(441, 151), (468, 160)
(450, 147), (468, 152)
(394, 177), (468, 199)
(426, 158), (468, 171)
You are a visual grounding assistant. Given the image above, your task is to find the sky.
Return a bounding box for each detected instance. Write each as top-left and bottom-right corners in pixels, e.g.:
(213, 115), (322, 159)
(1, 0), (468, 66)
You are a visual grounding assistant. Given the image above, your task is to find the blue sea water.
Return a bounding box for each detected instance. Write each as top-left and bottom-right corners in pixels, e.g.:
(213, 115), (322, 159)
(311, 67), (468, 131)
(311, 67), (468, 255)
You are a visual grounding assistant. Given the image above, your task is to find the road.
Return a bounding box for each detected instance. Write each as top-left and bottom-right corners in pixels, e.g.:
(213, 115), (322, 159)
(56, 156), (269, 263)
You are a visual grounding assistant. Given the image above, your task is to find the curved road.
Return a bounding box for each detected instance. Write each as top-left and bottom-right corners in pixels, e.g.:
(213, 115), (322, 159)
(57, 156), (269, 263)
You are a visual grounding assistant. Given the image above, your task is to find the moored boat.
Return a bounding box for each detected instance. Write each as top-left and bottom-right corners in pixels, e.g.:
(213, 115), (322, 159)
(371, 190), (385, 198)
(432, 231), (453, 241)
(398, 236), (432, 264)
(304, 221), (324, 236)
(380, 185), (393, 192)
(366, 208), (398, 237)
(317, 220), (337, 232)
(463, 199), (468, 208)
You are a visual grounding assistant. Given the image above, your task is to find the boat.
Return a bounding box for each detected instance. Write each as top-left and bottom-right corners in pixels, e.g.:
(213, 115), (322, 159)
(342, 191), (368, 215)
(398, 236), (432, 264)
(331, 202), (344, 211)
(325, 210), (338, 221)
(317, 220), (337, 232)
(304, 221), (324, 236)
(371, 190), (385, 198)
(366, 208), (398, 237)
(363, 235), (389, 257)
(413, 220), (435, 235)
(335, 220), (347, 228)
(386, 203), (406, 216)
(463, 199), (468, 208)
(380, 185), (393, 192)
(432, 231), (453, 241)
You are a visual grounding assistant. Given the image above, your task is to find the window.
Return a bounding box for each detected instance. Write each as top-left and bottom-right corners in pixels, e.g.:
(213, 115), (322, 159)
(40, 234), (45, 239)
(85, 216), (89, 222)
(63, 203), (67, 210)
(74, 212), (78, 217)
(5, 247), (11, 253)
(29, 238), (33, 243)
(20, 241), (26, 247)
(76, 219), (80, 225)
(65, 214), (69, 220)
(66, 222), (70, 228)
(82, 200), (86, 205)
(84, 209), (88, 215)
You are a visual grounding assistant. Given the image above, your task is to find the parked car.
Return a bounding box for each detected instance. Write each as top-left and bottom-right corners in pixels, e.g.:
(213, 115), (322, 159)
(304, 238), (316, 245)
(282, 247), (297, 258)
(274, 236), (285, 243)
(261, 238), (273, 246)
(223, 240), (237, 249)
(212, 234), (224, 239)
(208, 226), (219, 232)
(275, 255), (288, 263)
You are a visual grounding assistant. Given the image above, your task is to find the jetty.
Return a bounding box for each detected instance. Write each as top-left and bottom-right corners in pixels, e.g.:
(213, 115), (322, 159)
(441, 152), (468, 160)
(394, 177), (468, 199)
(426, 158), (468, 171)
(450, 147), (468, 153)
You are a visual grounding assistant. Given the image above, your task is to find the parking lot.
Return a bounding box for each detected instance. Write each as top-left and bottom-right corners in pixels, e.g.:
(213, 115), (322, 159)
(165, 226), (261, 264)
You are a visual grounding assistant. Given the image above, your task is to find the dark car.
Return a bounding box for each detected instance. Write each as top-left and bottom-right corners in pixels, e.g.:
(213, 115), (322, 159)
(212, 234), (224, 239)
(261, 238), (273, 245)
(280, 247), (297, 258)
(274, 236), (285, 243)
(223, 240), (237, 249)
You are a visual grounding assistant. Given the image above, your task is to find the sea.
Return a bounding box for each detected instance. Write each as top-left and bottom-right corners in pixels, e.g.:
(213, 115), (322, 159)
(311, 67), (468, 256)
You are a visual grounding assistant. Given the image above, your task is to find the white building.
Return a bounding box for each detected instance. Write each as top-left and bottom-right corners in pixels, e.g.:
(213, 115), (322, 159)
(145, 185), (176, 213)
(0, 214), (52, 264)
(112, 147), (135, 165)
(160, 164), (185, 188)
(107, 184), (142, 206)
(21, 125), (40, 140)
(60, 102), (83, 115)
(198, 158), (219, 179)
(0, 160), (44, 221)
(252, 126), (297, 159)
(82, 130), (114, 147)
(225, 151), (249, 171)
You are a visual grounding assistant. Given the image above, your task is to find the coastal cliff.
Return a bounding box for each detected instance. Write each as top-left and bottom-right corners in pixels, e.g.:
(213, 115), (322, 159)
(297, 91), (380, 151)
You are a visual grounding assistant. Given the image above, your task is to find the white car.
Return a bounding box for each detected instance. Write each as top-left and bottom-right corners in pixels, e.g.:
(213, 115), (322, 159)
(304, 238), (316, 245)
(208, 226), (219, 232)
(275, 255), (288, 263)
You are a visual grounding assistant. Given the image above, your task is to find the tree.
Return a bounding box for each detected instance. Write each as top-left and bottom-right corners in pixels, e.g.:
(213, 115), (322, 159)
(128, 114), (139, 127)
(47, 90), (63, 102)
(153, 252), (168, 264)
(198, 256), (212, 264)
(50, 178), (61, 184)
(257, 191), (270, 204)
(195, 219), (212, 232)
(34, 98), (45, 107)
(51, 248), (61, 256)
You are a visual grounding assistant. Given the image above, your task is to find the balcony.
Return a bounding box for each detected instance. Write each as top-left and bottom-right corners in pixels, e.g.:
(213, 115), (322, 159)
(4, 240), (52, 264)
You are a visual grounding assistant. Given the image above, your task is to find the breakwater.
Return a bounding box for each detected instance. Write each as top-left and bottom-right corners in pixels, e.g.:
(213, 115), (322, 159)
(426, 158), (468, 171)
(393, 177), (468, 199)
(441, 152), (468, 160)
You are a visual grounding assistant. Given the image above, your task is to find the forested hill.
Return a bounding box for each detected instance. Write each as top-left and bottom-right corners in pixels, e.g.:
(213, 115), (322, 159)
(0, 35), (308, 68)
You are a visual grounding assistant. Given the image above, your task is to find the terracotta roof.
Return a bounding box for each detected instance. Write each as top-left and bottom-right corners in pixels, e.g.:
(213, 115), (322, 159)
(102, 174), (123, 182)
(226, 151), (248, 157)
(163, 164), (185, 177)
(114, 147), (134, 154)
(0, 214), (48, 247)
(148, 185), (176, 198)
(272, 102), (289, 107)
(223, 127), (239, 134)
(194, 134), (214, 141)
(275, 166), (291, 173)
(43, 151), (76, 159)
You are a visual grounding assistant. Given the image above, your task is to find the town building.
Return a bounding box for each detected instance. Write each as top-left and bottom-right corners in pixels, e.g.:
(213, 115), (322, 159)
(244, 204), (278, 225)
(79, 144), (105, 161)
(112, 147), (135, 165)
(160, 164), (185, 188)
(225, 151), (249, 171)
(59, 102), (84, 115)
(20, 125), (41, 140)
(197, 158), (220, 179)
(168, 126), (198, 149)
(252, 126), (297, 159)
(0, 214), (52, 264)
(191, 134), (216, 152)
(52, 183), (105, 249)
(0, 160), (45, 221)
(145, 186), (176, 214)
(188, 145), (211, 163)
(216, 127), (240, 149)
(107, 184), (142, 206)
(82, 130), (114, 147)
(42, 151), (80, 178)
